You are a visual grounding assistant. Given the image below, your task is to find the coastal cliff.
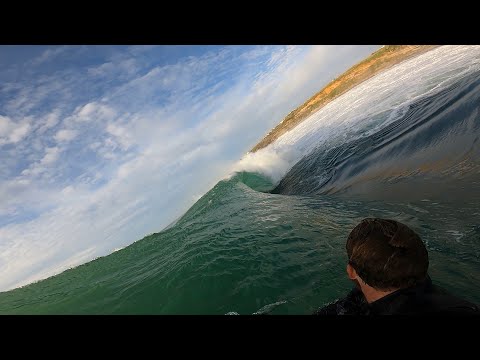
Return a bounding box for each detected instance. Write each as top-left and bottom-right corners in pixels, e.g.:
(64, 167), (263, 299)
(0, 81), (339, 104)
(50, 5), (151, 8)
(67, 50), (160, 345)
(250, 45), (439, 153)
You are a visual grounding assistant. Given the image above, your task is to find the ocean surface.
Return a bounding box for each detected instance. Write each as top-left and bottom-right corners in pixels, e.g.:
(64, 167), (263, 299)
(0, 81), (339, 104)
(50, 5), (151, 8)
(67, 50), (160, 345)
(0, 45), (479, 314)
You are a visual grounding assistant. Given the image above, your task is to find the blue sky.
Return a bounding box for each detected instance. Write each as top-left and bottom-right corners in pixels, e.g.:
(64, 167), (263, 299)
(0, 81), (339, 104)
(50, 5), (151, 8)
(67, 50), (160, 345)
(0, 45), (379, 291)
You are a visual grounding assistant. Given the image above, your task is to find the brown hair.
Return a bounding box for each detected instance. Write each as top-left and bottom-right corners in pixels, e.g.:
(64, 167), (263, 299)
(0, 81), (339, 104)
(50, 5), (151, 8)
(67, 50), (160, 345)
(346, 218), (429, 291)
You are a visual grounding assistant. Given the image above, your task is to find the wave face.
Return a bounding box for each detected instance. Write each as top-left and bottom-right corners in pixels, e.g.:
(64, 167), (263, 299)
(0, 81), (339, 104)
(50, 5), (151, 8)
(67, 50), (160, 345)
(1, 46), (480, 314)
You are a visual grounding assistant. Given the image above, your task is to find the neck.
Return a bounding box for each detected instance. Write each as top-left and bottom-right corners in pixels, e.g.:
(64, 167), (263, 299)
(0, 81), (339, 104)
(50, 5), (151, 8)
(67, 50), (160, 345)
(359, 282), (397, 304)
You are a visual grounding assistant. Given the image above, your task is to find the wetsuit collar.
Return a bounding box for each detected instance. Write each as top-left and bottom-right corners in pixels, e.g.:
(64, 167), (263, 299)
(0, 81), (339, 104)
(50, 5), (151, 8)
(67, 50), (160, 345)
(367, 276), (432, 315)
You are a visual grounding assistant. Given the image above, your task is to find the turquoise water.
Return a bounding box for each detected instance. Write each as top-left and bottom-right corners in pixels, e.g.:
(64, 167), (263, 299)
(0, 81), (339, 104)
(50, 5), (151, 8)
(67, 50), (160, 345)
(0, 47), (479, 314)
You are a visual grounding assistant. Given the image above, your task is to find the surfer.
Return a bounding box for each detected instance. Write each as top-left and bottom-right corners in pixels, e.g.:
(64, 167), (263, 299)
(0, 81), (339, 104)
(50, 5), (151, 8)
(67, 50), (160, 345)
(314, 218), (479, 315)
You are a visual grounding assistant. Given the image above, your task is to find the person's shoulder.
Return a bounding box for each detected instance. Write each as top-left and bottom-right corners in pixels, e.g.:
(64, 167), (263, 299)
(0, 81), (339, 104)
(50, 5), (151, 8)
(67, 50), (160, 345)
(313, 288), (367, 315)
(313, 301), (338, 315)
(425, 284), (479, 315)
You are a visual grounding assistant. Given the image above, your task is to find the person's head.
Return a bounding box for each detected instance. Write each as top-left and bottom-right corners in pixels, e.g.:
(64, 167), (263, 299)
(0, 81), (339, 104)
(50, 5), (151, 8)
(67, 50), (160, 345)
(346, 218), (429, 300)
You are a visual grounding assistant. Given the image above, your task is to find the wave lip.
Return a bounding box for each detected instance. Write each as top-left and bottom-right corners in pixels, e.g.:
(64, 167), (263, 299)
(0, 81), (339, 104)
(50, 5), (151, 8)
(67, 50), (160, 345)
(231, 147), (302, 186)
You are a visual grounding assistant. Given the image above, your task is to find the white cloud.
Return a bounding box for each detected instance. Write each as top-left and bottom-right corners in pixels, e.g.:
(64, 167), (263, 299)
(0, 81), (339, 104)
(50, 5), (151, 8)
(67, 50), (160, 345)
(0, 177), (59, 219)
(37, 111), (60, 134)
(88, 58), (138, 79)
(4, 73), (74, 117)
(15, 120), (31, 140)
(54, 129), (77, 142)
(74, 102), (116, 122)
(105, 123), (133, 150)
(29, 46), (70, 67)
(0, 115), (31, 145)
(20, 146), (61, 177)
(40, 147), (60, 165)
(0, 115), (13, 136)
(88, 62), (116, 77)
(78, 102), (97, 117)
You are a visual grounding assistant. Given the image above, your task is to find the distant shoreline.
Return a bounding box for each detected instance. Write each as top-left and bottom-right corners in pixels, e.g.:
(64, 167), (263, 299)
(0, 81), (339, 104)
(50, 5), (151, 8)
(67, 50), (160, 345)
(250, 45), (440, 153)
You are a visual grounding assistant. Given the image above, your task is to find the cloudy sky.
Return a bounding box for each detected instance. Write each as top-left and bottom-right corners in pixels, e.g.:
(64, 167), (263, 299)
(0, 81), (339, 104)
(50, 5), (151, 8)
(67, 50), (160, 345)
(0, 45), (379, 291)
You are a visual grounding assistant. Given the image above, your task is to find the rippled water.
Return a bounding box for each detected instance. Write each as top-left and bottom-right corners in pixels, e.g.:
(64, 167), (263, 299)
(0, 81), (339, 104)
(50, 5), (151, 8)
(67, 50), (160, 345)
(0, 46), (479, 314)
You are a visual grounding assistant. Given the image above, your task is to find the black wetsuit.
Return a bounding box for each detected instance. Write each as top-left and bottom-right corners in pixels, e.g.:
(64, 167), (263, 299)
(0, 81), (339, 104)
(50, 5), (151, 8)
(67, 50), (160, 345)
(313, 277), (479, 315)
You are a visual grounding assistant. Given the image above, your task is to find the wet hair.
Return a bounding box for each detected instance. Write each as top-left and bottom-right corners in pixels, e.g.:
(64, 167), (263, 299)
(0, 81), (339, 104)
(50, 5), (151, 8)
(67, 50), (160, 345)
(346, 218), (429, 291)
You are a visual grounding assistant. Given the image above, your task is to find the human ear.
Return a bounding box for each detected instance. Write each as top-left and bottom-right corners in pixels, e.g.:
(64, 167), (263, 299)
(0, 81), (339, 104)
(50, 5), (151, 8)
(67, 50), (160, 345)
(347, 263), (357, 280)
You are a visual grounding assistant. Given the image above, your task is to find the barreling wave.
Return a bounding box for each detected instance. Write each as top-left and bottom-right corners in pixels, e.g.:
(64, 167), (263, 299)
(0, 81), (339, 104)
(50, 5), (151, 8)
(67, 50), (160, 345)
(273, 71), (480, 202)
